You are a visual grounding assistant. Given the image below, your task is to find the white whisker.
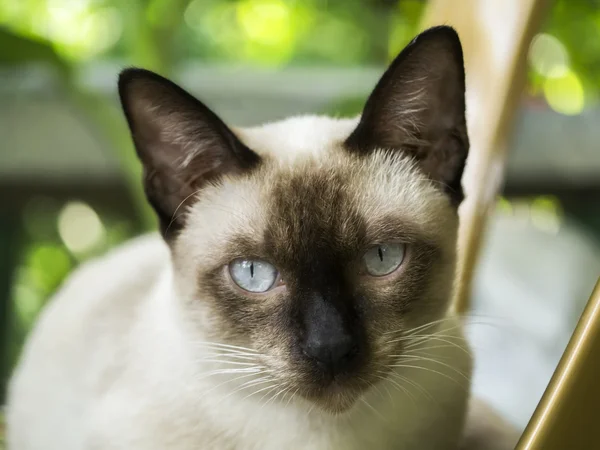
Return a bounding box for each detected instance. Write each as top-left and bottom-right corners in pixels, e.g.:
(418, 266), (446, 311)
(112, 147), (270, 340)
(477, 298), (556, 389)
(405, 338), (470, 356)
(395, 355), (469, 381)
(194, 341), (259, 354)
(197, 359), (262, 367)
(218, 377), (278, 404)
(390, 363), (467, 389)
(285, 387), (300, 408)
(200, 371), (271, 397)
(263, 385), (290, 409)
(378, 371), (416, 404)
(359, 397), (386, 421)
(199, 354), (258, 362)
(402, 344), (463, 356)
(197, 367), (265, 380)
(241, 382), (280, 402)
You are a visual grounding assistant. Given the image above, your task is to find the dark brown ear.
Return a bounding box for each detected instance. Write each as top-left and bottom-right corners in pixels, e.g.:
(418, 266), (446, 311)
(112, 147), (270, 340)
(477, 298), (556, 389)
(118, 69), (261, 236)
(345, 26), (469, 205)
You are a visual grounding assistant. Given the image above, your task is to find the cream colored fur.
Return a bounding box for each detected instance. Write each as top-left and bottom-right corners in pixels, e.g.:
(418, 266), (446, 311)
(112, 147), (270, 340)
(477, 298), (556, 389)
(7, 116), (510, 450)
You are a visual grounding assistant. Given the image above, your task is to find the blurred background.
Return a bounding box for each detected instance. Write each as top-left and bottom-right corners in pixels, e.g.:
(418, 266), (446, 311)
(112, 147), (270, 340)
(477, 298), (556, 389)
(0, 0), (599, 440)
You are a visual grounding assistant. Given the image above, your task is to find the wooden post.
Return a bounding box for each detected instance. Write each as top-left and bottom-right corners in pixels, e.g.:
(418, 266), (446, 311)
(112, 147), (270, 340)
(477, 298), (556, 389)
(419, 0), (549, 314)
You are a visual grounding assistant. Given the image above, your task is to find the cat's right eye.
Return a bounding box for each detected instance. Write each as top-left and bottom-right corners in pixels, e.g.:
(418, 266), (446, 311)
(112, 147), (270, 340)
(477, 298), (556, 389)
(228, 259), (280, 293)
(363, 243), (406, 277)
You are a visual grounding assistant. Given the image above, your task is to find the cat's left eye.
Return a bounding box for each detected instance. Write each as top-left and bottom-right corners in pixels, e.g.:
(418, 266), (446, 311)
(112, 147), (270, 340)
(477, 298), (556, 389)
(229, 259), (280, 293)
(363, 243), (406, 277)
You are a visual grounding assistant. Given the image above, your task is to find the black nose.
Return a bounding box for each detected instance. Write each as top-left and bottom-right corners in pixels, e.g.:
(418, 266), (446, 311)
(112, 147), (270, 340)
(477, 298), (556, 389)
(303, 333), (358, 375)
(301, 292), (360, 375)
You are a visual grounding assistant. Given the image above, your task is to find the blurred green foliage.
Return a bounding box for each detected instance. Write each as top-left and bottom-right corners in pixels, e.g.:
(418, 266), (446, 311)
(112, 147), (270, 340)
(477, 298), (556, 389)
(0, 0), (425, 69)
(0, 0), (599, 406)
(530, 1), (600, 93)
(0, 0), (424, 356)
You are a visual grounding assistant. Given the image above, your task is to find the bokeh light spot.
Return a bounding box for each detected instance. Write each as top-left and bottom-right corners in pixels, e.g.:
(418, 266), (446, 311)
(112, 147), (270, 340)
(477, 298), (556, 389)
(58, 201), (105, 254)
(543, 70), (585, 116)
(235, 0), (296, 64)
(13, 283), (44, 325)
(529, 33), (569, 78)
(236, 0), (291, 46)
(0, 0), (122, 60)
(530, 196), (562, 234)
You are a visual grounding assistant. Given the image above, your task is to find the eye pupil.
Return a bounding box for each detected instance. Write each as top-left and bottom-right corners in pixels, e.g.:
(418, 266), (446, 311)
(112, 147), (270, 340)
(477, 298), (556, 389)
(229, 259), (279, 293)
(363, 243), (405, 277)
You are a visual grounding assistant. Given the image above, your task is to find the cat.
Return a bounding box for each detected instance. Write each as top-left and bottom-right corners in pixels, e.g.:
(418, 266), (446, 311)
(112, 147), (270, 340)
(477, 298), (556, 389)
(6, 26), (518, 449)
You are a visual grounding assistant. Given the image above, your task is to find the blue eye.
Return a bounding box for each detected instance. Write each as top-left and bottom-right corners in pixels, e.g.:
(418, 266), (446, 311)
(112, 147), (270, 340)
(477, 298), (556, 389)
(363, 244), (406, 276)
(229, 259), (279, 293)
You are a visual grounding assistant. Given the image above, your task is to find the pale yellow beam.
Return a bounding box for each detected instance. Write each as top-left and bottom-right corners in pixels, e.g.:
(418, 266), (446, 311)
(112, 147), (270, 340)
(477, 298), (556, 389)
(419, 0), (549, 314)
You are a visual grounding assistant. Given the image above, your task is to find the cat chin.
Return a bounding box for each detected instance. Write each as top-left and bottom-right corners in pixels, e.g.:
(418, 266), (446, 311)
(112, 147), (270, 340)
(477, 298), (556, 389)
(296, 378), (372, 415)
(303, 392), (359, 415)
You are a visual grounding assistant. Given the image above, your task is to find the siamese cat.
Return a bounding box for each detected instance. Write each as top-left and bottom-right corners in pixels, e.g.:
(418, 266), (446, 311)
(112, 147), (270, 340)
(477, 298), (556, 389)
(7, 26), (518, 449)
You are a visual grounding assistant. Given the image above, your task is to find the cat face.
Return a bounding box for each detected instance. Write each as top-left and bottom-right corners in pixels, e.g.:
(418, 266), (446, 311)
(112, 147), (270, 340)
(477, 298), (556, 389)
(119, 26), (468, 413)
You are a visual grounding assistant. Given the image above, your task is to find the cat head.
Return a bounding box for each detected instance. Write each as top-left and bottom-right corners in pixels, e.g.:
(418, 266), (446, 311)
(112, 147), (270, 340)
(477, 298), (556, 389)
(119, 26), (468, 413)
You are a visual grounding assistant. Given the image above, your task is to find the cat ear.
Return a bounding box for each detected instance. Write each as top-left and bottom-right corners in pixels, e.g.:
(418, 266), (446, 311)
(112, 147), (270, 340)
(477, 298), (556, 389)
(345, 26), (469, 204)
(118, 69), (261, 235)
